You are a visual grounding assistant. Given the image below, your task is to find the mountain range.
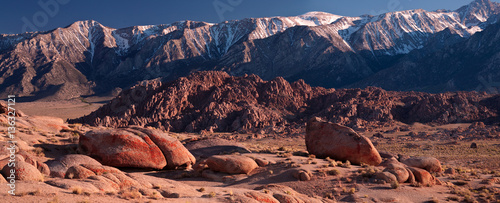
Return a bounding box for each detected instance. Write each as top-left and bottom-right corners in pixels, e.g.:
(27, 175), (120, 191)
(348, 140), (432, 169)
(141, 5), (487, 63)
(1, 0), (499, 100)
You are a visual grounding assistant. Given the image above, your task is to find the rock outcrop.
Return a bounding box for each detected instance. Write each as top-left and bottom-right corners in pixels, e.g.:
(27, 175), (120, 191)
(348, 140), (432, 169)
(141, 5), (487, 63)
(47, 164), (151, 193)
(401, 157), (443, 173)
(206, 155), (258, 174)
(376, 157), (442, 186)
(407, 167), (442, 186)
(46, 154), (103, 178)
(79, 127), (195, 170)
(70, 71), (500, 134)
(305, 117), (382, 165)
(1, 161), (44, 182)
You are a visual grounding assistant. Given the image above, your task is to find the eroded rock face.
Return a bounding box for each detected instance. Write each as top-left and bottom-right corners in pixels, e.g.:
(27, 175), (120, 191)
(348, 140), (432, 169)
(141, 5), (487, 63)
(71, 71), (500, 134)
(206, 155), (258, 174)
(305, 117), (382, 165)
(79, 127), (195, 170)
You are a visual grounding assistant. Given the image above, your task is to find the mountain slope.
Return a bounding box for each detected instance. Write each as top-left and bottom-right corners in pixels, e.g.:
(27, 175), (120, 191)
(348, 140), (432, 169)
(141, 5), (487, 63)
(352, 14), (500, 93)
(1, 0), (499, 100)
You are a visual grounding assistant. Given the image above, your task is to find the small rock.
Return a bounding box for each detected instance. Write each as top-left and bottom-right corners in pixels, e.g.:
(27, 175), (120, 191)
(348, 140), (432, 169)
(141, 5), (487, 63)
(373, 133), (385, 138)
(292, 150), (309, 157)
(384, 162), (409, 183)
(444, 168), (455, 175)
(206, 155), (258, 174)
(37, 162), (50, 176)
(379, 152), (396, 159)
(255, 158), (269, 167)
(470, 143), (478, 148)
(292, 169), (313, 181)
(65, 165), (95, 179)
(374, 172), (397, 184)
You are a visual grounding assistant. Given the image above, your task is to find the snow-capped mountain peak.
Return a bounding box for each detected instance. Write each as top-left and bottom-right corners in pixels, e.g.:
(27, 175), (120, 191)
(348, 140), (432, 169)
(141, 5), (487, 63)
(457, 0), (500, 26)
(1, 1), (500, 100)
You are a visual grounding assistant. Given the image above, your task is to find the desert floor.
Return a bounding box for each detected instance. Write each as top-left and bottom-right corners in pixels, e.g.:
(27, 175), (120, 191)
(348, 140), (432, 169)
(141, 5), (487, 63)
(1, 99), (499, 203)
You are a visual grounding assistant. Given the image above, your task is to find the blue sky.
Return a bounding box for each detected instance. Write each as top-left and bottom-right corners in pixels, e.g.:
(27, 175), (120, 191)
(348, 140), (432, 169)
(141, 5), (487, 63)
(0, 0), (498, 34)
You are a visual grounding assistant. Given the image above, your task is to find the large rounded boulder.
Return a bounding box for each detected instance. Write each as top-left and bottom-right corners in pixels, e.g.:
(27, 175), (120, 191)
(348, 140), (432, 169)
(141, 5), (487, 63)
(79, 127), (195, 170)
(305, 117), (382, 165)
(383, 162), (410, 183)
(1, 161), (44, 182)
(407, 167), (441, 186)
(401, 157), (442, 173)
(128, 127), (195, 169)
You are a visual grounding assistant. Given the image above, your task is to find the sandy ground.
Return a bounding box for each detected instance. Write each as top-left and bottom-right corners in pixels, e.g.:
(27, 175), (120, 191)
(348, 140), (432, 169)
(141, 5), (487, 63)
(0, 100), (499, 202)
(15, 96), (112, 120)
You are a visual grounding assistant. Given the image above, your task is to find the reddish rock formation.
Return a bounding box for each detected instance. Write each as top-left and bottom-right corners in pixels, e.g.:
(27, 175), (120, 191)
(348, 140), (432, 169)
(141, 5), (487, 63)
(306, 117), (382, 165)
(377, 157), (442, 186)
(127, 127), (196, 169)
(292, 169), (313, 181)
(1, 161), (44, 182)
(401, 157), (443, 173)
(80, 129), (167, 169)
(245, 191), (280, 203)
(48, 164), (150, 193)
(0, 101), (25, 117)
(79, 127), (195, 170)
(65, 165), (96, 179)
(70, 71), (500, 134)
(206, 155), (258, 174)
(16, 151), (50, 176)
(383, 162), (410, 183)
(407, 167), (442, 186)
